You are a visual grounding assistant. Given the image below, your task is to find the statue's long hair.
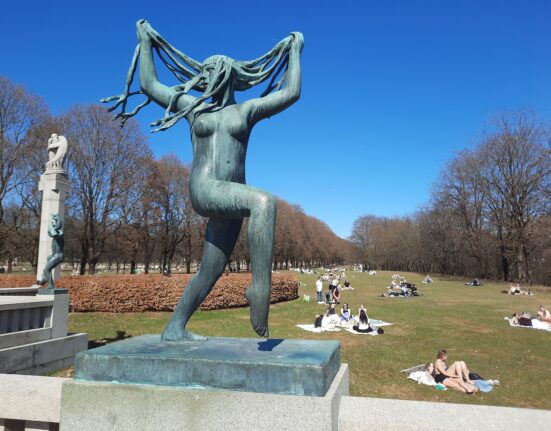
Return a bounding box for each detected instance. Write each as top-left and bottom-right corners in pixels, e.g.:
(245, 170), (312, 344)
(103, 28), (293, 132)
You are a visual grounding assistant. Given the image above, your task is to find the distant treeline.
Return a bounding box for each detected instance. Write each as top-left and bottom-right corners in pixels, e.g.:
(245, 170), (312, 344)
(351, 111), (550, 286)
(0, 76), (350, 274)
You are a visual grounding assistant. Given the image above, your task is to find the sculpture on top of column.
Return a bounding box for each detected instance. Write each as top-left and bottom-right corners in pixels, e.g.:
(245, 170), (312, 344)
(45, 133), (68, 174)
(102, 19), (303, 341)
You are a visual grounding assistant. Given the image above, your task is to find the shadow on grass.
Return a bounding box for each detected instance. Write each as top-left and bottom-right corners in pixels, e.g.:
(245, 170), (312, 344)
(88, 330), (131, 349)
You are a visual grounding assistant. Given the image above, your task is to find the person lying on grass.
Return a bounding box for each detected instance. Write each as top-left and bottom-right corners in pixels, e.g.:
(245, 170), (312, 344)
(537, 306), (551, 323)
(432, 350), (478, 394)
(508, 284), (534, 296)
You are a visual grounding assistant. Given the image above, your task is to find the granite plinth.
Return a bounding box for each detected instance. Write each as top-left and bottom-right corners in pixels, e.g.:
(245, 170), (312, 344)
(75, 334), (340, 396)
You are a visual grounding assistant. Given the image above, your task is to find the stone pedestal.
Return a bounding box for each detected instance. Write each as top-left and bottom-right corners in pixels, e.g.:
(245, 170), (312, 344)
(61, 365), (348, 431)
(36, 173), (69, 283)
(74, 335), (340, 396)
(61, 335), (348, 430)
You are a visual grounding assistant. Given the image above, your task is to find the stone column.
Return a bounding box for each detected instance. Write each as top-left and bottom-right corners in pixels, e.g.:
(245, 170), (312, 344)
(36, 133), (69, 284)
(36, 174), (70, 283)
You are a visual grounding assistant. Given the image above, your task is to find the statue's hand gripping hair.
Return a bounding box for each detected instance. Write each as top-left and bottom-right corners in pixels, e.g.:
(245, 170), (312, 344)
(103, 20), (303, 341)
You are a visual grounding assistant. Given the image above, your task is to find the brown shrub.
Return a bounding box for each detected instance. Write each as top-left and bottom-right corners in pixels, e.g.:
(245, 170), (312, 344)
(0, 273), (298, 312)
(0, 275), (35, 288)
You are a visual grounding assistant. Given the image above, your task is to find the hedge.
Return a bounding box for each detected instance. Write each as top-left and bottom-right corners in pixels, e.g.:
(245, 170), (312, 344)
(0, 273), (298, 312)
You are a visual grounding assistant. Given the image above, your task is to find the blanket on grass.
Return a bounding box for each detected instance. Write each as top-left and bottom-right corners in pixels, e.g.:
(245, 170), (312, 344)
(344, 327), (378, 336)
(337, 319), (393, 328)
(296, 324), (341, 333)
(505, 317), (551, 332)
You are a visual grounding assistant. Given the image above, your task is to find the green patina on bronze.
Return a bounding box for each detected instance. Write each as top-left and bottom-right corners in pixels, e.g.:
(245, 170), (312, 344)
(103, 20), (303, 340)
(37, 213), (65, 290)
(75, 335), (340, 396)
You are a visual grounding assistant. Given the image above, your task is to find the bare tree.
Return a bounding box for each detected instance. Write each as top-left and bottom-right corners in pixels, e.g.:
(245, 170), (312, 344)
(0, 76), (49, 269)
(149, 155), (193, 275)
(61, 105), (152, 274)
(481, 112), (551, 283)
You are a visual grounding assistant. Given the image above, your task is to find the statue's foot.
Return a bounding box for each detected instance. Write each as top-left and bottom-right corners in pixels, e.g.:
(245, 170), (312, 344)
(245, 285), (270, 338)
(36, 279), (46, 286)
(161, 322), (207, 342)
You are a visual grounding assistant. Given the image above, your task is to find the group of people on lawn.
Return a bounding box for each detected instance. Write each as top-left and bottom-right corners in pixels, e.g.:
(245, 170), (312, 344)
(315, 273), (352, 305)
(314, 303), (373, 332)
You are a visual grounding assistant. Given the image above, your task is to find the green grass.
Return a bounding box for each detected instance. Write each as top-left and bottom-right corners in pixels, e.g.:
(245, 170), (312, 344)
(67, 270), (551, 410)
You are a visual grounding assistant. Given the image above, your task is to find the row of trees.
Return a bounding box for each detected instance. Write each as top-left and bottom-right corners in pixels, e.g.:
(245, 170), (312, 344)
(351, 112), (551, 285)
(0, 76), (349, 274)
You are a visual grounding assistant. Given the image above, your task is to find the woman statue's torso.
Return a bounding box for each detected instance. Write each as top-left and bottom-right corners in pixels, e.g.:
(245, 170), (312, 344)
(188, 103), (251, 185)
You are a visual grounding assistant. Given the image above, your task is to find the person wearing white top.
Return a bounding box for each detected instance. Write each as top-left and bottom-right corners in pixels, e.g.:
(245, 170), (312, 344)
(322, 304), (340, 328)
(315, 277), (323, 303)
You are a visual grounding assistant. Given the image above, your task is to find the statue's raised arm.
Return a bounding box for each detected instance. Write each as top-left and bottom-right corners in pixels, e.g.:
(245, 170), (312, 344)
(244, 32), (303, 125)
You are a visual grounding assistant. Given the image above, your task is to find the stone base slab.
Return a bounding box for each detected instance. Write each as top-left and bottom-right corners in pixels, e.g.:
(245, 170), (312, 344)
(339, 396), (551, 430)
(60, 363), (349, 431)
(0, 333), (88, 374)
(75, 334), (340, 396)
(0, 374), (68, 423)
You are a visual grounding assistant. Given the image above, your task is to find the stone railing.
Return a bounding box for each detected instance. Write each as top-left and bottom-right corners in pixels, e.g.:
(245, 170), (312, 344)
(0, 292), (87, 375)
(1, 371), (550, 430)
(0, 287), (39, 297)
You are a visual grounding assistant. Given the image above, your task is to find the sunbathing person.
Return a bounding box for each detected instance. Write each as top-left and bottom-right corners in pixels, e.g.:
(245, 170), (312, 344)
(511, 312), (533, 326)
(537, 306), (551, 323)
(433, 350), (478, 393)
(352, 309), (373, 333)
(423, 275), (433, 283)
(509, 284), (533, 296)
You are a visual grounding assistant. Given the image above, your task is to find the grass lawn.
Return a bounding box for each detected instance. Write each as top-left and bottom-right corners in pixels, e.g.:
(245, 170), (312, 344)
(67, 270), (551, 410)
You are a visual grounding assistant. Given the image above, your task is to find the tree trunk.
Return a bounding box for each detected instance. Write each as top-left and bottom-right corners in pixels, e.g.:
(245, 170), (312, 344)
(79, 254), (86, 275)
(88, 261), (96, 275)
(500, 245), (509, 281)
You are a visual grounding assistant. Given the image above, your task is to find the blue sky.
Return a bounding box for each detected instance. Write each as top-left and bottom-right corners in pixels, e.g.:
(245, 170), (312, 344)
(2, 1), (550, 238)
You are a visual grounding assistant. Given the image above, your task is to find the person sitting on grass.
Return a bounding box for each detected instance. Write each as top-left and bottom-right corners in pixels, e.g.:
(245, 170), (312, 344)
(423, 275), (433, 283)
(322, 304), (340, 328)
(340, 303), (352, 322)
(537, 306), (551, 323)
(352, 308), (373, 333)
(314, 314), (323, 328)
(432, 350), (478, 394)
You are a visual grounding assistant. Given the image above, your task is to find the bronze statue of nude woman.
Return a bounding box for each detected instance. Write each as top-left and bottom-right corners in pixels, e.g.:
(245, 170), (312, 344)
(103, 20), (303, 340)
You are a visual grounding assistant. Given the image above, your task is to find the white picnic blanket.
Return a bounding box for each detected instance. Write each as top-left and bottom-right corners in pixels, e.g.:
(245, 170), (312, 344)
(344, 327), (378, 336)
(504, 317), (551, 332)
(368, 319), (392, 327)
(296, 324), (341, 333)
